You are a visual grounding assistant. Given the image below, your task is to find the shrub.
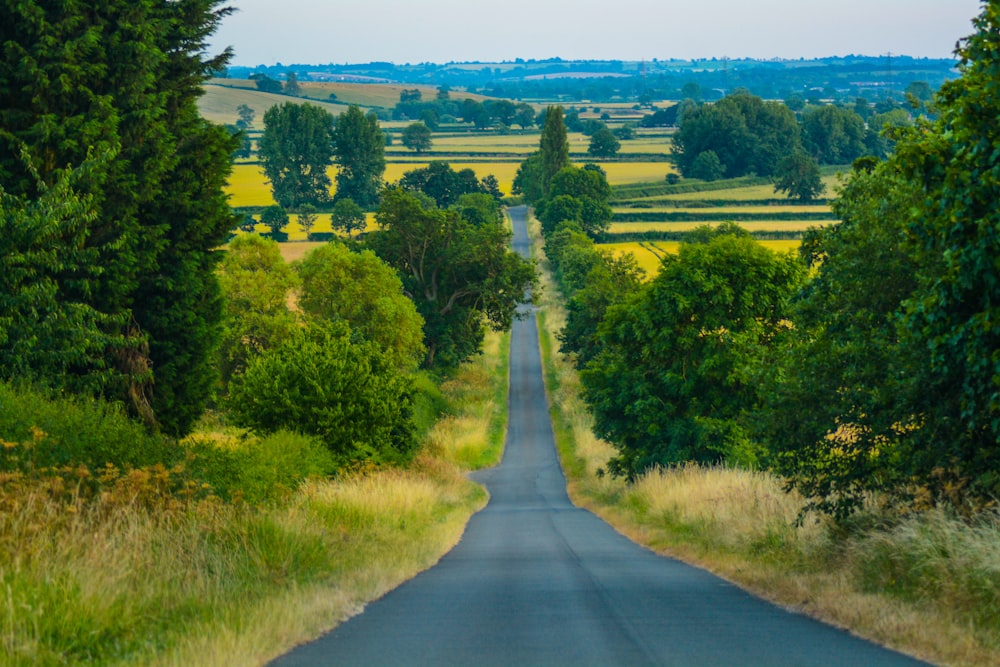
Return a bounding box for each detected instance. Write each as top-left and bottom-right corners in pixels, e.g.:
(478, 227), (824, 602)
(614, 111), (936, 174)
(226, 321), (417, 468)
(183, 430), (336, 503)
(0, 382), (174, 472)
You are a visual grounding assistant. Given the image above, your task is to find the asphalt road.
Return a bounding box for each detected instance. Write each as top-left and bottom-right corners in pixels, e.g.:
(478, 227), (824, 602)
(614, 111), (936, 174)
(270, 207), (930, 666)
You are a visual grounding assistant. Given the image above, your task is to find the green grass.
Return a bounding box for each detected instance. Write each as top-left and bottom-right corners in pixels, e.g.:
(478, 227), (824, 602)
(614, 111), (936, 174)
(0, 325), (512, 665)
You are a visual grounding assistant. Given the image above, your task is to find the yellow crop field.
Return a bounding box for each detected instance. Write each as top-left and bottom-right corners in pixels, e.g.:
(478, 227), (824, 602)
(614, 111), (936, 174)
(608, 220), (833, 234)
(226, 161), (521, 207)
(601, 238), (802, 280)
(599, 161), (678, 184)
(383, 162), (520, 195)
(236, 213), (377, 242)
(427, 134), (539, 154)
(226, 165), (274, 207)
(612, 205), (831, 215)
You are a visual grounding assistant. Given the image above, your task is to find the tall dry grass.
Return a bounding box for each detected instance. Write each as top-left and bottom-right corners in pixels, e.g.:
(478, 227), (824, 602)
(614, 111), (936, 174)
(0, 328), (510, 665)
(530, 212), (1000, 667)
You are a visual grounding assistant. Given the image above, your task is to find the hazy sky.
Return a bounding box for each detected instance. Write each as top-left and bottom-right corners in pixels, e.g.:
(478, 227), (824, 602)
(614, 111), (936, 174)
(210, 0), (984, 66)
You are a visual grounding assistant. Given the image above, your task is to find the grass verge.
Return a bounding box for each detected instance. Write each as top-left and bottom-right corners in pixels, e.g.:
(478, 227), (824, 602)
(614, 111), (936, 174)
(530, 213), (1000, 667)
(0, 331), (509, 666)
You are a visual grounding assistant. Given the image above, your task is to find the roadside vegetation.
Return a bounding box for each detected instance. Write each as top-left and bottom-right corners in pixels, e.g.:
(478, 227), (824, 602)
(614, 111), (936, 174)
(531, 215), (1000, 667)
(3, 2), (997, 665)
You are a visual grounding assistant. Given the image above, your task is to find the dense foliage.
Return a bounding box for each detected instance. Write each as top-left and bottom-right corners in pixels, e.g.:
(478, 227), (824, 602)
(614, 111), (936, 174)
(397, 161), (500, 209)
(333, 105), (386, 208)
(0, 0), (239, 436)
(582, 231), (805, 477)
(295, 242), (426, 372)
(259, 102), (335, 208)
(216, 235), (300, 384)
(673, 92), (800, 179)
(534, 165), (613, 238)
(368, 188), (535, 369)
(227, 321), (417, 467)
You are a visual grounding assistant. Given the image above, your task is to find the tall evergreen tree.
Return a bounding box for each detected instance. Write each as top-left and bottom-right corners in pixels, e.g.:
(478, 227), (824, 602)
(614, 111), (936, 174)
(333, 105), (386, 208)
(539, 106), (571, 195)
(0, 0), (238, 435)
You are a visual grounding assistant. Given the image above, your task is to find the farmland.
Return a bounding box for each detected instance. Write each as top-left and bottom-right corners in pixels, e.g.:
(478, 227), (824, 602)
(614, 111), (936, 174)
(216, 81), (832, 271)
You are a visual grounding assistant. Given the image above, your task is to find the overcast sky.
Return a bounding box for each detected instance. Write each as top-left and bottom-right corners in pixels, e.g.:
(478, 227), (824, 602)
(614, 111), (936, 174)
(210, 0), (984, 66)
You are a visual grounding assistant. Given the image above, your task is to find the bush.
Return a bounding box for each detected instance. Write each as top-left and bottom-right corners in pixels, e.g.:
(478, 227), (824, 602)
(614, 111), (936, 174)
(183, 430), (336, 503)
(226, 321), (417, 468)
(0, 382), (174, 471)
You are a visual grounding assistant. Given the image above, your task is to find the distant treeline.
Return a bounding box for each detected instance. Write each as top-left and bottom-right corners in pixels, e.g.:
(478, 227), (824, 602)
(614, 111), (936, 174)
(225, 55), (958, 105)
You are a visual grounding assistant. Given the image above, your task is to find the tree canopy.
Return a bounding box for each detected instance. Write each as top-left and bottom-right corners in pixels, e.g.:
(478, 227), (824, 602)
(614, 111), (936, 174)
(401, 122), (433, 153)
(673, 92), (800, 178)
(0, 0), (239, 435)
(227, 320), (417, 468)
(333, 105), (386, 208)
(582, 232), (805, 478)
(367, 188), (535, 368)
(259, 102), (335, 208)
(295, 242), (426, 372)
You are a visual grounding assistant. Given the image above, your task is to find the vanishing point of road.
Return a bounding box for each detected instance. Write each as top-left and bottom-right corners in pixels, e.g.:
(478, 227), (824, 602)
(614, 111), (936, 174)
(271, 206), (930, 666)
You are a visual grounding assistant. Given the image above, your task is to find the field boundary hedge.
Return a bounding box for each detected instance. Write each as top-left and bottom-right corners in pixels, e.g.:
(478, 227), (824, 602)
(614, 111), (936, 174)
(610, 211), (836, 222)
(597, 229), (807, 242)
(611, 175), (772, 200)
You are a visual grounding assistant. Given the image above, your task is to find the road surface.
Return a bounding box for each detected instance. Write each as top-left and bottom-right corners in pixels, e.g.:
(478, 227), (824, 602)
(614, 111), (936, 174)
(270, 206), (929, 666)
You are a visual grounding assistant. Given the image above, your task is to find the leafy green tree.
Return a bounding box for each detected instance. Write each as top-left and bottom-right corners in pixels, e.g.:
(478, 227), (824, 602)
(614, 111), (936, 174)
(216, 234), (300, 384)
(515, 103), (536, 129)
(0, 153), (119, 393)
(560, 250), (646, 368)
(236, 104), (255, 129)
(536, 165), (613, 238)
(330, 198), (367, 238)
(0, 0), (240, 435)
(259, 102), (334, 208)
(239, 213), (258, 233)
(397, 161), (486, 208)
(800, 105), (866, 164)
(774, 150), (825, 202)
(368, 188), (536, 368)
(259, 205), (289, 239)
(512, 152), (545, 204)
(762, 160), (924, 517)
(539, 106), (571, 195)
(227, 320), (416, 468)
(613, 124), (636, 140)
(333, 105), (386, 208)
(582, 233), (805, 478)
(295, 243), (426, 372)
(461, 99), (484, 124)
(588, 125), (621, 157)
(297, 203), (318, 238)
(864, 108), (913, 158)
(452, 192), (504, 227)
(488, 99), (518, 127)
(688, 150), (726, 181)
(283, 71), (301, 96)
(892, 4), (1000, 505)
(251, 74), (282, 93)
(905, 80), (933, 104)
(232, 104), (255, 157)
(536, 195), (583, 236)
(401, 122), (433, 152)
(674, 92), (800, 178)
